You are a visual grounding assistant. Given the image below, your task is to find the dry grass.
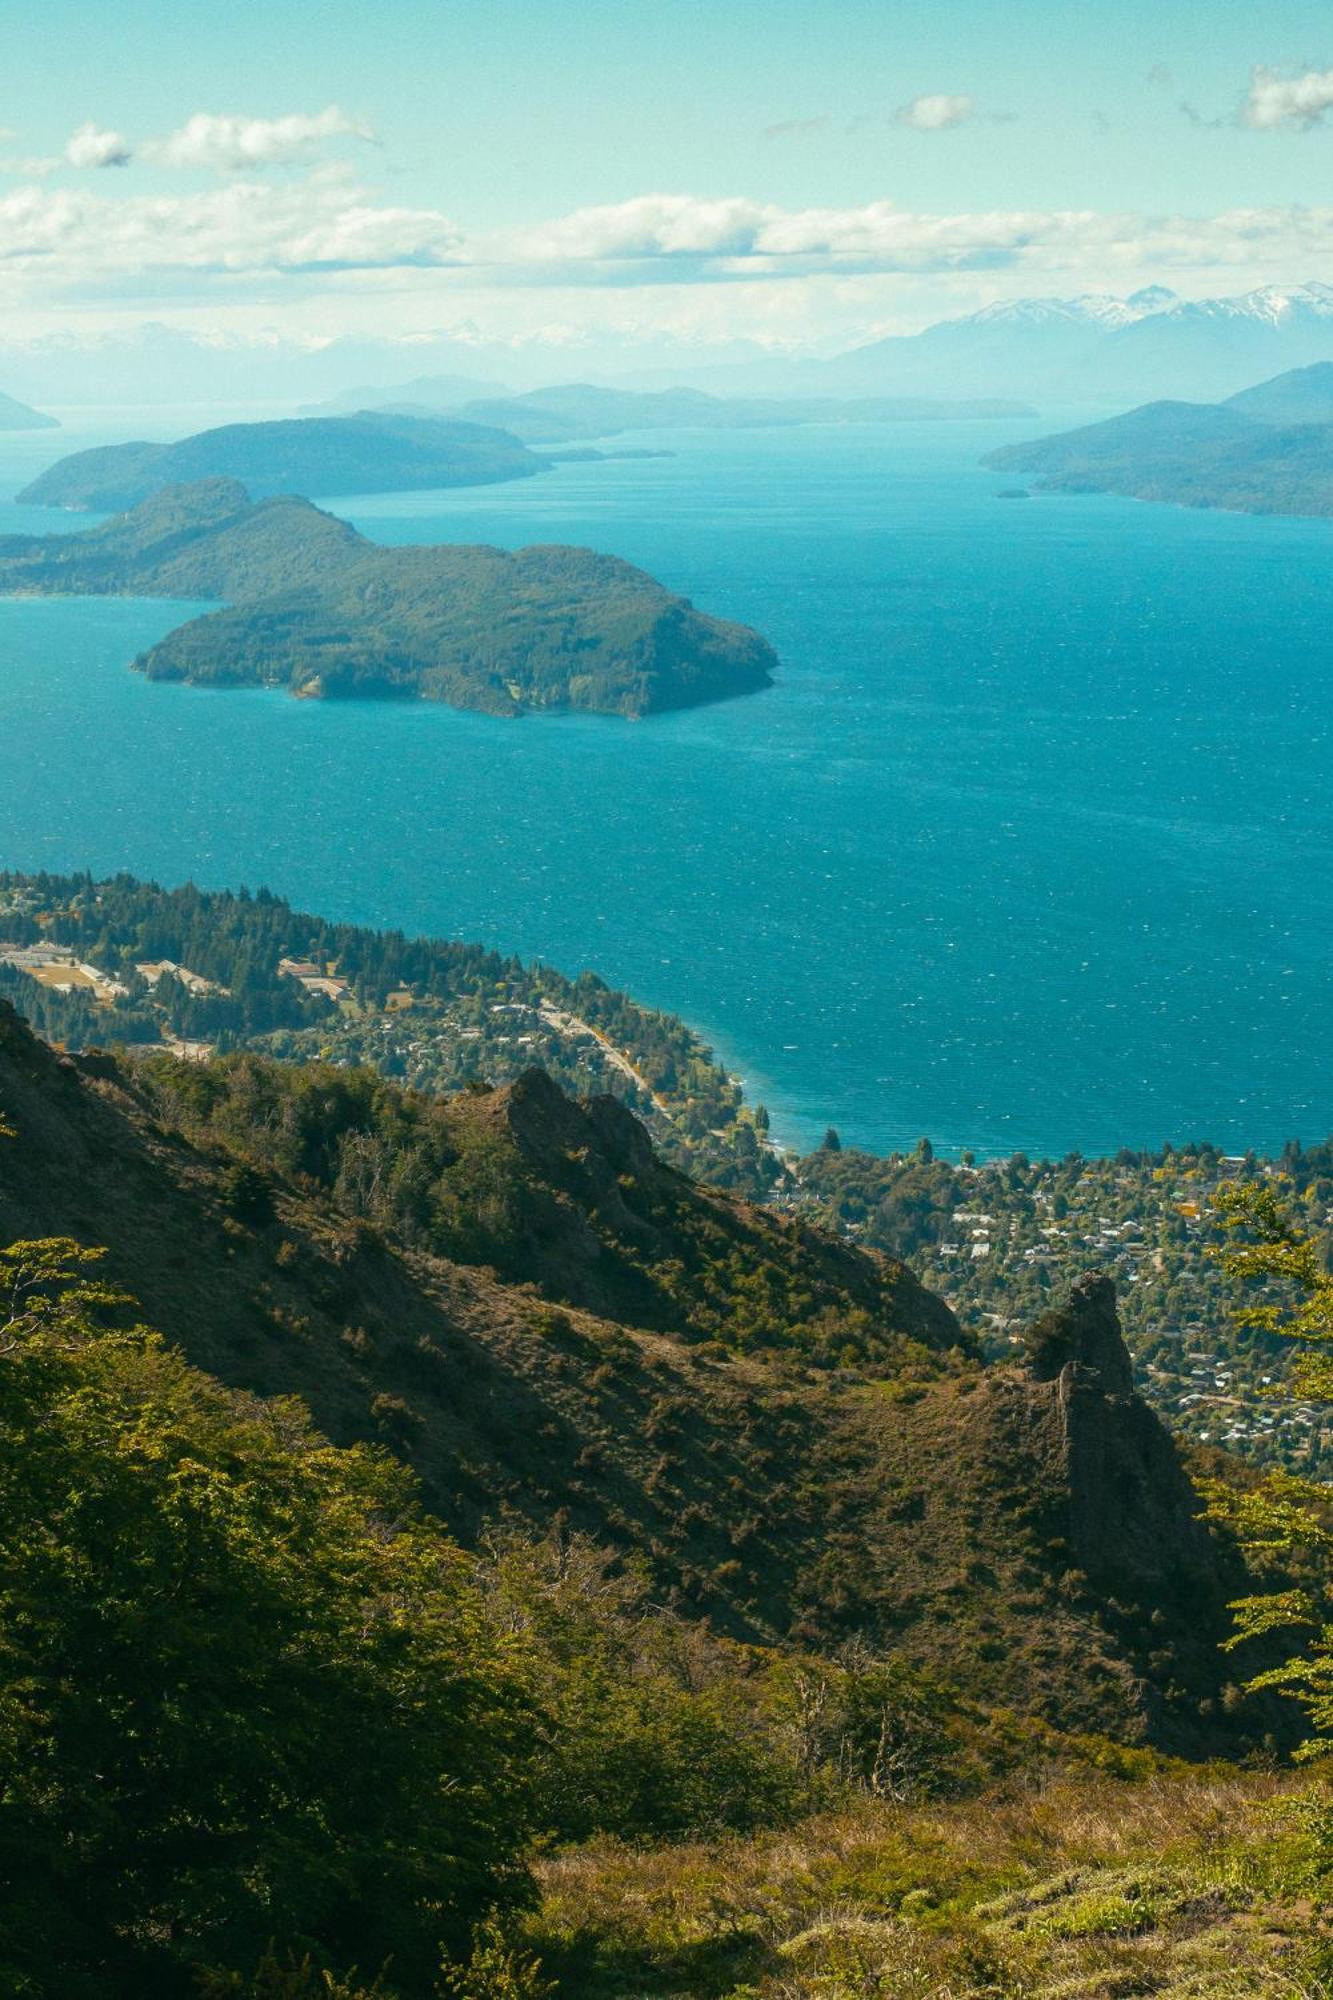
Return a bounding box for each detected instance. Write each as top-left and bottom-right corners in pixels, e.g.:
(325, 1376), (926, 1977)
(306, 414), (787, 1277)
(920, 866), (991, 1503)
(527, 1767), (1332, 1998)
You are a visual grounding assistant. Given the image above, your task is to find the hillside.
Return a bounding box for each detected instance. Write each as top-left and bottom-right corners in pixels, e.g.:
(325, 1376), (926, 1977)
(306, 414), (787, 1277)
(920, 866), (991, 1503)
(0, 481), (776, 716)
(16, 409), (545, 511)
(7, 869), (1325, 1468)
(0, 997), (1289, 1754)
(2, 1000), (1324, 1995)
(0, 477), (360, 596)
(0, 387), (57, 430)
(1226, 359), (1333, 425)
(982, 373), (1333, 515)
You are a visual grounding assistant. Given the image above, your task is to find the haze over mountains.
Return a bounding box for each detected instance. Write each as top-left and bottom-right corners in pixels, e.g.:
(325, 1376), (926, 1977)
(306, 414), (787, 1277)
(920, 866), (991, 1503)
(305, 381), (1035, 440)
(8, 282), (1333, 416)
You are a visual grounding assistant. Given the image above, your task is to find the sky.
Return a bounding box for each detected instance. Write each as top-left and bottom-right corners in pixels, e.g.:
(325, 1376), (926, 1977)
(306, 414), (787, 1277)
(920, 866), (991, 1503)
(5, 0), (1333, 369)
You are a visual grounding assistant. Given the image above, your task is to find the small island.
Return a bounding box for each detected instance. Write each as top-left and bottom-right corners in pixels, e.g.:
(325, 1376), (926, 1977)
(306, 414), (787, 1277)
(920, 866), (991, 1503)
(983, 363), (1333, 517)
(17, 410), (546, 512)
(0, 478), (777, 718)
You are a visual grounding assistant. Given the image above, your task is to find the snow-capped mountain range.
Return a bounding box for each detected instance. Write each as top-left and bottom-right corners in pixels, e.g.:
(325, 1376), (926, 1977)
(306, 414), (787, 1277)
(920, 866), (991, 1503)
(673, 283), (1333, 406)
(957, 282), (1333, 333)
(817, 282), (1333, 404)
(961, 286), (1183, 331)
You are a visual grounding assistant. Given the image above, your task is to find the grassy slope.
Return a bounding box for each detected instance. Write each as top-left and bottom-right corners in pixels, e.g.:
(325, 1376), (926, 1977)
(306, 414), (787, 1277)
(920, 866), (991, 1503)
(531, 1767), (1325, 1997)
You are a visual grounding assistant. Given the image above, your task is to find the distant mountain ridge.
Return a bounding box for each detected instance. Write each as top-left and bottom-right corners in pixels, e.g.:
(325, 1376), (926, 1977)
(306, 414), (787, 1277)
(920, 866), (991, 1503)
(0, 388), (58, 431)
(306, 371), (512, 414)
(6, 281), (1333, 413)
(982, 361), (1333, 516)
(824, 283), (1333, 403)
(304, 380), (1035, 441)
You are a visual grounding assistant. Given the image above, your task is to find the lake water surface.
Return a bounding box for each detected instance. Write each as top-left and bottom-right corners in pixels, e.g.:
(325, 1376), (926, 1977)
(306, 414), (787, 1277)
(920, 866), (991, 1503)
(1, 415), (1329, 1158)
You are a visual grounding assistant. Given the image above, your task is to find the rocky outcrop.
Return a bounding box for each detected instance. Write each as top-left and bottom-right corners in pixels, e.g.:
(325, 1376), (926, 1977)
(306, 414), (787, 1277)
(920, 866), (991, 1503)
(825, 1273), (1288, 1754)
(1026, 1275), (1280, 1750)
(1024, 1273), (1134, 1393)
(1045, 1276), (1222, 1595)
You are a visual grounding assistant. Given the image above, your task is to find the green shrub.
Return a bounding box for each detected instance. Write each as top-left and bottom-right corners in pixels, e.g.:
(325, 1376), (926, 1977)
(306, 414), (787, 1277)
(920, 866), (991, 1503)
(0, 1238), (535, 1999)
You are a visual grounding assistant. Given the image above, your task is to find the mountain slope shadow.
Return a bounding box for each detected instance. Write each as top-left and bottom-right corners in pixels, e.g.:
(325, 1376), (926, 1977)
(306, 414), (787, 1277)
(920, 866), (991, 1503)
(0, 1004), (1286, 1749)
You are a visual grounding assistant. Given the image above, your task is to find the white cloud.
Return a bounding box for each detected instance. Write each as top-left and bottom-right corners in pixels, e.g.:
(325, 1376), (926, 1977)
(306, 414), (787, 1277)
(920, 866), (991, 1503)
(65, 123), (132, 169)
(498, 193), (1112, 276)
(4, 169), (1333, 350)
(893, 93), (976, 131)
(1244, 67), (1333, 130)
(0, 174), (459, 280)
(491, 192), (1333, 290)
(152, 105), (374, 171)
(505, 194), (774, 263)
(0, 154), (59, 178)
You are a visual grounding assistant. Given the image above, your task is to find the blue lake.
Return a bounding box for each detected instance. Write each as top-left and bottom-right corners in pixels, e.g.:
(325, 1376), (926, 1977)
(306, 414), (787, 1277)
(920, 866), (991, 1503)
(0, 416), (1329, 1158)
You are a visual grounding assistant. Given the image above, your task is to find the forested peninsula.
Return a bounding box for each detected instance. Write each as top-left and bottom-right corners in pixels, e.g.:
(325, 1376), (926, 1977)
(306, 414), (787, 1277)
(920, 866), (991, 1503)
(0, 479), (776, 716)
(17, 409), (544, 509)
(984, 362), (1333, 516)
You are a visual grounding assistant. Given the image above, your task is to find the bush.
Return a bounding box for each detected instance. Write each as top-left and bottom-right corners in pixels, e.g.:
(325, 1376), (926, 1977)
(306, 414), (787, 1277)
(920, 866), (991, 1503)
(0, 1238), (536, 1999)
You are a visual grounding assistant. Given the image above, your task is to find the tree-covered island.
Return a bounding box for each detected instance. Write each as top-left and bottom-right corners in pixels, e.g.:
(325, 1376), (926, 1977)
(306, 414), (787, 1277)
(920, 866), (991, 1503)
(0, 478), (777, 716)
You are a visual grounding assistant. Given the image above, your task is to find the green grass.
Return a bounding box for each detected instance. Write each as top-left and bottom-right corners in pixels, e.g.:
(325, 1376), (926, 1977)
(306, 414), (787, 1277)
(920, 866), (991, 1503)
(524, 1768), (1332, 1998)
